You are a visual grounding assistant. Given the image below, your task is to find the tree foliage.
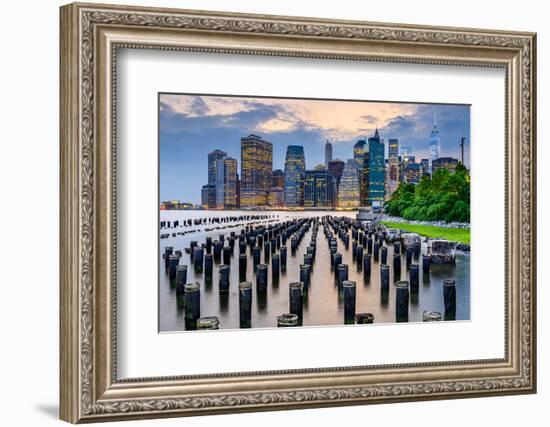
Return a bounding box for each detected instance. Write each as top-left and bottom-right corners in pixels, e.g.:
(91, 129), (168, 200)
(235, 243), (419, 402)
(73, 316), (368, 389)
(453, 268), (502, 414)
(384, 164), (470, 222)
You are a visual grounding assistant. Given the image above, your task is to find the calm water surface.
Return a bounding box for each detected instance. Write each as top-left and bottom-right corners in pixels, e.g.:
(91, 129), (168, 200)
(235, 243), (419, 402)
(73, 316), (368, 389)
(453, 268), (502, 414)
(159, 210), (470, 332)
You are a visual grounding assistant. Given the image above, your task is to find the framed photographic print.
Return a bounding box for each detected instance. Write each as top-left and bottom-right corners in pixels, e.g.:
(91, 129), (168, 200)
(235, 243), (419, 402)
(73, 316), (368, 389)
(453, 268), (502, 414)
(60, 2), (537, 423)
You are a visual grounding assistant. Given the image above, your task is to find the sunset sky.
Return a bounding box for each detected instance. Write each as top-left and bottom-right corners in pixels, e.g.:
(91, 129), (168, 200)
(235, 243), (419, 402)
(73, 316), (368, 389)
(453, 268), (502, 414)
(159, 94), (470, 204)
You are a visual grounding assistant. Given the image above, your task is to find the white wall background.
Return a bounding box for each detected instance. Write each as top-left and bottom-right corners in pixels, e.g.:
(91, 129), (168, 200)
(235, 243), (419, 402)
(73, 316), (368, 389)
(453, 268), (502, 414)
(0, 0), (546, 425)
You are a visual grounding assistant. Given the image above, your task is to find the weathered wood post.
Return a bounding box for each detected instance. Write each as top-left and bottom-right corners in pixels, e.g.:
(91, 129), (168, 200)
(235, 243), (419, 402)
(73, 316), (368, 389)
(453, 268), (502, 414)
(184, 282), (200, 330)
(393, 253), (401, 281)
(363, 254), (371, 281)
(193, 246), (204, 273)
(222, 246), (232, 266)
(239, 241), (246, 255)
(219, 265), (230, 292)
(280, 246), (287, 271)
(380, 264), (390, 292)
(406, 247), (413, 269)
(271, 253), (280, 283)
(175, 265), (188, 307)
(352, 241), (358, 261)
(213, 241), (222, 263)
(253, 246), (261, 269)
(239, 281), (252, 328)
(356, 246), (364, 271)
(395, 281), (410, 322)
(299, 264), (311, 296)
(264, 241), (271, 262)
(164, 246), (173, 271)
(289, 282), (304, 325)
(422, 254), (431, 275)
(393, 241), (401, 255)
(373, 241), (379, 262)
(381, 246), (388, 265)
(337, 264), (349, 288)
(409, 263), (419, 300)
(205, 237), (212, 254)
(443, 279), (457, 320)
(239, 254), (247, 281)
(343, 280), (356, 325)
(277, 313), (298, 327)
(256, 264), (268, 292)
(168, 254), (179, 281)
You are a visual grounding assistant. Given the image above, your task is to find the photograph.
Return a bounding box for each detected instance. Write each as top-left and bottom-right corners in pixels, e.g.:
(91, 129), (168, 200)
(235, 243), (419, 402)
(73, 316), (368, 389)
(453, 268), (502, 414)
(158, 93), (471, 331)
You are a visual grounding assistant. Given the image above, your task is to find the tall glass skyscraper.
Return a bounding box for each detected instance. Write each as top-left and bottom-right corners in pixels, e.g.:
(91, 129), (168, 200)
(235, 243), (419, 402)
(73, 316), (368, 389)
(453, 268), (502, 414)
(304, 169), (336, 208)
(324, 140), (333, 168)
(284, 145), (306, 207)
(429, 117), (441, 173)
(367, 129), (385, 204)
(337, 159), (361, 208)
(240, 134), (273, 207)
(208, 149), (227, 185)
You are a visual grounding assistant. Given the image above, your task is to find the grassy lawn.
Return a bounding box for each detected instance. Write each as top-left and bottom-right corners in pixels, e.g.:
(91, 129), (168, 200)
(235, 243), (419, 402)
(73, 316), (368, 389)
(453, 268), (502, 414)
(381, 221), (470, 245)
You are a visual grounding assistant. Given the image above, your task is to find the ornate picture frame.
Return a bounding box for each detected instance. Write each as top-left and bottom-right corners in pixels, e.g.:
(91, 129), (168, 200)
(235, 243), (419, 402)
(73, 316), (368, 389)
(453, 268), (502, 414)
(60, 2), (536, 423)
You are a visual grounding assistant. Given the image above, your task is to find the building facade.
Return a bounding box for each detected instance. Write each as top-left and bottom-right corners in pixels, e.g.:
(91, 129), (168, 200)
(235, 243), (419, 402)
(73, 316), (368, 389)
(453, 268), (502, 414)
(367, 129), (385, 204)
(387, 138), (400, 195)
(304, 169), (336, 208)
(240, 134), (273, 207)
(284, 145), (306, 207)
(337, 159), (361, 209)
(404, 162), (422, 184)
(223, 157), (238, 208)
(432, 157), (459, 173)
(272, 169), (285, 188)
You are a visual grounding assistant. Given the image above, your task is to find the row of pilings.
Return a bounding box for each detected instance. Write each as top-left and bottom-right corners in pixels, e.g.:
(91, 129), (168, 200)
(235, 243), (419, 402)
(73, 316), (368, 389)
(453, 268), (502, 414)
(163, 215), (457, 330)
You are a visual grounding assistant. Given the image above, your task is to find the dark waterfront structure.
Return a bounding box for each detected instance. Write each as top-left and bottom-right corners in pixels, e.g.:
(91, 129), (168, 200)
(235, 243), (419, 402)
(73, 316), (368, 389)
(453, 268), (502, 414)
(240, 134), (273, 207)
(304, 169), (336, 208)
(367, 129), (385, 204)
(284, 145), (306, 207)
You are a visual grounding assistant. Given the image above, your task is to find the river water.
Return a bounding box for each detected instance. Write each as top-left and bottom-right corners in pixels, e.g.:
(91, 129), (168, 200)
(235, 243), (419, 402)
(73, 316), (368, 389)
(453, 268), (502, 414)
(159, 210), (470, 332)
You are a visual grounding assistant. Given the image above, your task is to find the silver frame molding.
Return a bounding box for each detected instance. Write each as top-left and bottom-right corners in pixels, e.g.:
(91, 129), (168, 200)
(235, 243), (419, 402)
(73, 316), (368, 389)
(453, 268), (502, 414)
(60, 2), (537, 423)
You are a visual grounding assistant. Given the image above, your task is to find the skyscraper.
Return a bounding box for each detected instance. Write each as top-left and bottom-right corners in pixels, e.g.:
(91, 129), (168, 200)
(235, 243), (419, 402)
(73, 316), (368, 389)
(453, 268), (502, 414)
(284, 145), (306, 207)
(420, 158), (430, 176)
(328, 159), (345, 188)
(353, 139), (367, 170)
(214, 157), (226, 209)
(223, 157), (238, 209)
(404, 162), (422, 183)
(324, 140), (333, 168)
(208, 149), (227, 185)
(240, 134), (273, 207)
(337, 159), (361, 209)
(304, 169), (336, 208)
(367, 129), (385, 204)
(388, 138), (400, 195)
(429, 116), (441, 173)
(272, 169), (285, 188)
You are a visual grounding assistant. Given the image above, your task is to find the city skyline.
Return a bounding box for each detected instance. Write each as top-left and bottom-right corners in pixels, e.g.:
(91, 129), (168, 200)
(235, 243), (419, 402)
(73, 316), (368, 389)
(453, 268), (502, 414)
(160, 94), (470, 204)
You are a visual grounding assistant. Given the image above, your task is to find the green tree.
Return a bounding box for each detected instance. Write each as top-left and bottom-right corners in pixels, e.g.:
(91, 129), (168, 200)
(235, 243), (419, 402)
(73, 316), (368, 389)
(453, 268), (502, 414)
(384, 167), (470, 223)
